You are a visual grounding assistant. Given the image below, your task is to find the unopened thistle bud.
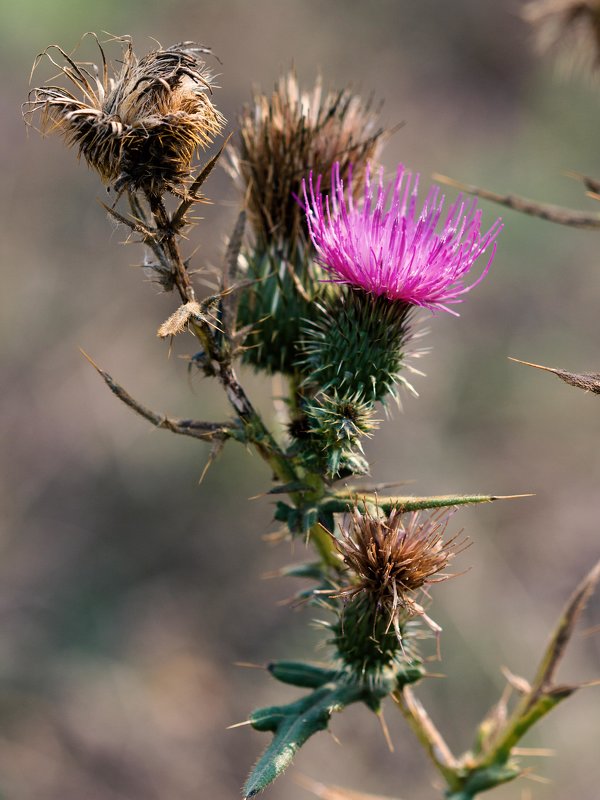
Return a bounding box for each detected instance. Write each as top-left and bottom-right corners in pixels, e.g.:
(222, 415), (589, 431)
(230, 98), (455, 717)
(26, 35), (225, 194)
(524, 0), (600, 76)
(289, 392), (379, 478)
(331, 507), (464, 677)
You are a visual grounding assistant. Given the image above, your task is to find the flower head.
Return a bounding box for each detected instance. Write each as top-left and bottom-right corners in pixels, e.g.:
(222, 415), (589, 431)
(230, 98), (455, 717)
(524, 0), (600, 76)
(303, 163), (503, 314)
(332, 507), (465, 636)
(228, 72), (386, 252)
(25, 35), (225, 194)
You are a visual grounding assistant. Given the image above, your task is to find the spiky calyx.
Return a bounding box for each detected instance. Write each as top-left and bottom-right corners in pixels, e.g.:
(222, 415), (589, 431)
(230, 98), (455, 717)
(236, 246), (326, 374)
(227, 72), (386, 255)
(297, 289), (416, 404)
(332, 593), (421, 681)
(26, 36), (224, 194)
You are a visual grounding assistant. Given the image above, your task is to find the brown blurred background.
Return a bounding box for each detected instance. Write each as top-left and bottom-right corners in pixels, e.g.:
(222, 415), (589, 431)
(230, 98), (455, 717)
(1, 1), (600, 798)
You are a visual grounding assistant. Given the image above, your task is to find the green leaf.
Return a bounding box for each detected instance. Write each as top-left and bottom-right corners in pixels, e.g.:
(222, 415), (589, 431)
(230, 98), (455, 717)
(243, 661), (423, 797)
(244, 683), (366, 798)
(267, 660), (341, 689)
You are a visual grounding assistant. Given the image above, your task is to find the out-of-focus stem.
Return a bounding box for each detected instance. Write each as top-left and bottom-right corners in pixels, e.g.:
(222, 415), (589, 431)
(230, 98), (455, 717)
(392, 687), (460, 789)
(433, 174), (600, 230)
(475, 558), (600, 770)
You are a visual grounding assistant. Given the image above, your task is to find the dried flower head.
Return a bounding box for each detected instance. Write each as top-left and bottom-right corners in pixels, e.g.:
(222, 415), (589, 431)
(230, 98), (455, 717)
(303, 163), (503, 314)
(25, 35), (225, 194)
(524, 0), (600, 75)
(228, 72), (386, 252)
(332, 507), (465, 636)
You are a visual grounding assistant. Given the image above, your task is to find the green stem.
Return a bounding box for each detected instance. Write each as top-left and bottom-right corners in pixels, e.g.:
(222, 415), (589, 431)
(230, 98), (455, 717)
(307, 522), (339, 569)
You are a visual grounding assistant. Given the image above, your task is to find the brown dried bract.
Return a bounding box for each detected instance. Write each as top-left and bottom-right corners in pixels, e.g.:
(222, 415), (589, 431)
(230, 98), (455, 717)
(524, 0), (600, 76)
(25, 34), (225, 194)
(227, 72), (387, 252)
(331, 507), (466, 635)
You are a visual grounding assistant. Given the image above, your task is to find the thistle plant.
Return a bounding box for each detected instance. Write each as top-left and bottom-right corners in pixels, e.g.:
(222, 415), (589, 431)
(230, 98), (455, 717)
(24, 31), (599, 800)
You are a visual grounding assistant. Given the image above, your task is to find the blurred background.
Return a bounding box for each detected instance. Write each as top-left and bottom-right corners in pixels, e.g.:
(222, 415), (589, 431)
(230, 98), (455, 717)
(1, 1), (600, 798)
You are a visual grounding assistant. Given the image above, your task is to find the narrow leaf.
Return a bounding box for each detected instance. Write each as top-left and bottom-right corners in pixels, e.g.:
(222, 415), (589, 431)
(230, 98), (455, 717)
(321, 494), (532, 515)
(243, 684), (364, 798)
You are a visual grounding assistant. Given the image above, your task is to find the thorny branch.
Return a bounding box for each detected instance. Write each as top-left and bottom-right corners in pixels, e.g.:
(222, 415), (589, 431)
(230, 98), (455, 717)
(145, 190), (197, 303)
(80, 349), (233, 443)
(476, 558), (600, 769)
(433, 173), (600, 230)
(102, 182), (299, 485)
(390, 560), (600, 798)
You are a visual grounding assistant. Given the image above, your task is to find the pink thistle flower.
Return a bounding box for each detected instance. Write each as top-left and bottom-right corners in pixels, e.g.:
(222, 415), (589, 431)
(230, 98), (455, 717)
(302, 162), (503, 314)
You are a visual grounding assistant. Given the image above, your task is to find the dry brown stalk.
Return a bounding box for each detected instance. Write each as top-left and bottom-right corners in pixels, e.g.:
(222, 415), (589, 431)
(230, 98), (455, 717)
(433, 173), (600, 230)
(509, 357), (600, 395)
(79, 349), (232, 443)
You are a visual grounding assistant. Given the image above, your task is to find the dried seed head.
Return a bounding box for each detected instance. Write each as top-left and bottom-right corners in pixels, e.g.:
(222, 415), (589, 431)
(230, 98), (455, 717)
(227, 72), (386, 252)
(25, 35), (225, 194)
(333, 507), (465, 634)
(524, 0), (600, 76)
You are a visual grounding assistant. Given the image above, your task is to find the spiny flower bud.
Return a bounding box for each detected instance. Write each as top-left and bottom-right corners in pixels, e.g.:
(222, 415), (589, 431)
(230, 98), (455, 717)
(228, 72), (386, 253)
(235, 247), (324, 374)
(26, 35), (225, 194)
(290, 392), (379, 478)
(524, 0), (600, 76)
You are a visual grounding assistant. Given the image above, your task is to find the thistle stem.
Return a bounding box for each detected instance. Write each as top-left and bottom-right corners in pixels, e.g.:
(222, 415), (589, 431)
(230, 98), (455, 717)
(145, 190), (297, 486)
(392, 687), (460, 789)
(307, 522), (340, 569)
(145, 191), (196, 303)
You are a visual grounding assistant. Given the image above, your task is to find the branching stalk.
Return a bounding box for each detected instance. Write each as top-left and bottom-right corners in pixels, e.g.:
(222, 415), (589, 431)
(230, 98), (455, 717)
(392, 686), (460, 789)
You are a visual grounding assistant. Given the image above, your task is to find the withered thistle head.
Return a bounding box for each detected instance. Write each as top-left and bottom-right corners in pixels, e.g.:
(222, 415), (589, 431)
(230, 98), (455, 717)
(25, 35), (225, 194)
(333, 507), (464, 633)
(228, 72), (386, 253)
(524, 0), (600, 76)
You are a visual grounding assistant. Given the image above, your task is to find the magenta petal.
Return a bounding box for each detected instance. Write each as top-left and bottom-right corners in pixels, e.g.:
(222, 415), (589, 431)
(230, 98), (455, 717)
(301, 163), (503, 314)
